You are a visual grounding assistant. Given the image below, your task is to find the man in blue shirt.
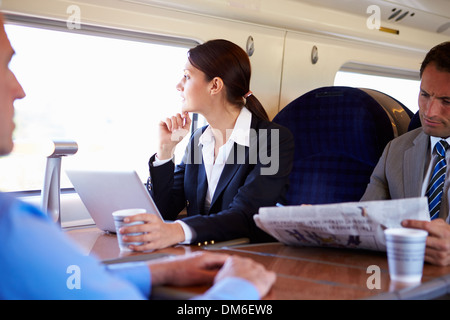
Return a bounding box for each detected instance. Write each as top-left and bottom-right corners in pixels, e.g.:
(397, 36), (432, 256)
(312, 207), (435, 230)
(0, 13), (276, 300)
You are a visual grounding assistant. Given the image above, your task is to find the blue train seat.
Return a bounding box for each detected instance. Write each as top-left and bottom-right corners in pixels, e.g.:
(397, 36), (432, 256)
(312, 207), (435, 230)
(273, 86), (413, 205)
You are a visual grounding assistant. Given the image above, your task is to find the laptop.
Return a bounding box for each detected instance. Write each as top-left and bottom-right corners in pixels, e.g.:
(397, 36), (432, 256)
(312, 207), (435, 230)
(66, 169), (163, 233)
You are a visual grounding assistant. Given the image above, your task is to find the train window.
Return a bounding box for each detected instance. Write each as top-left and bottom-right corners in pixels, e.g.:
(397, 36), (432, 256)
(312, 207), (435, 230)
(0, 21), (195, 192)
(334, 68), (421, 113)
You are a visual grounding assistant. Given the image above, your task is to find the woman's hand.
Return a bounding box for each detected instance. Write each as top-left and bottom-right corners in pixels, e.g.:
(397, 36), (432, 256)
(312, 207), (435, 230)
(157, 112), (191, 160)
(120, 213), (185, 250)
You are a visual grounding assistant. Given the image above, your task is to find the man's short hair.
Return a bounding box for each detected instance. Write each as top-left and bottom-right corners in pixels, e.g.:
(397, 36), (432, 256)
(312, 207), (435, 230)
(420, 41), (450, 78)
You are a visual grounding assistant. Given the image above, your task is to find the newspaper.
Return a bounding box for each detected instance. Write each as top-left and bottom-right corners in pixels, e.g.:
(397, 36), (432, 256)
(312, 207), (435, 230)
(254, 197), (430, 251)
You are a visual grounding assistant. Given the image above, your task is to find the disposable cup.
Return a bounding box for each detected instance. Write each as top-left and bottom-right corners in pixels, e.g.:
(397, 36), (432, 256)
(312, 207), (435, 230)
(112, 208), (146, 251)
(384, 228), (428, 283)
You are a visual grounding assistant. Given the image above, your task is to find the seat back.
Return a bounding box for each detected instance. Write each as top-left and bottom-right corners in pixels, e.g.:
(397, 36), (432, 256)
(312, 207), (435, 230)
(408, 111), (421, 131)
(273, 86), (413, 205)
(359, 88), (413, 137)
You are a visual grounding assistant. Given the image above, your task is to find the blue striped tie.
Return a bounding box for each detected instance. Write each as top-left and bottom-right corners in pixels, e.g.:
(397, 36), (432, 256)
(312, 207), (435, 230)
(426, 140), (449, 220)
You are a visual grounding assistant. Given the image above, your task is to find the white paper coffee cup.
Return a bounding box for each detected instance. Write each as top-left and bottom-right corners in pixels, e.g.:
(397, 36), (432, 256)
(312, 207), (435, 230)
(384, 228), (428, 283)
(112, 208), (146, 251)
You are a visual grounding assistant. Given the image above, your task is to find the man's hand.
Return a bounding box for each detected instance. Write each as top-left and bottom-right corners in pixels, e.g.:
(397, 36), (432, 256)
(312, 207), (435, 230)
(402, 218), (450, 266)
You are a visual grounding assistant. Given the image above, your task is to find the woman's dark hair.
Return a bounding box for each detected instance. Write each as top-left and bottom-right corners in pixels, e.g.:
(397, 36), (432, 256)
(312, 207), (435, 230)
(420, 41), (450, 78)
(188, 39), (269, 121)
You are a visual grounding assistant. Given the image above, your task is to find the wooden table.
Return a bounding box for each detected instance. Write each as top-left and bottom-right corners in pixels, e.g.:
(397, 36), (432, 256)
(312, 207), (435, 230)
(66, 226), (450, 300)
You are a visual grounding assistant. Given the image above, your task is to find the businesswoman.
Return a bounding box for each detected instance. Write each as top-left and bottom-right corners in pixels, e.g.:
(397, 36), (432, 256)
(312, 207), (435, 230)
(121, 39), (294, 250)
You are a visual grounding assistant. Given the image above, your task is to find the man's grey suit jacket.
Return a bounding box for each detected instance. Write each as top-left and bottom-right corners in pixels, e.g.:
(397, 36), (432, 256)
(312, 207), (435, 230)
(361, 127), (449, 222)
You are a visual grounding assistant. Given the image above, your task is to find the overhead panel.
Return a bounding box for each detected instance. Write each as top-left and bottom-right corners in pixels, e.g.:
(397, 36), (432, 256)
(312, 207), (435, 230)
(298, 0), (450, 36)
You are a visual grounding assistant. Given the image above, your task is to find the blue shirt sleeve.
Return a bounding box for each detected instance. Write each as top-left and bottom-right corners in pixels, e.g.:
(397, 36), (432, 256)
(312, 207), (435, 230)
(0, 194), (150, 300)
(105, 262), (151, 297)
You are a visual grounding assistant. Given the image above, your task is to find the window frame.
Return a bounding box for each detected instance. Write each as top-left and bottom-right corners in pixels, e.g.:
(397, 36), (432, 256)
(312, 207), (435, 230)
(338, 61), (420, 81)
(4, 13), (198, 49)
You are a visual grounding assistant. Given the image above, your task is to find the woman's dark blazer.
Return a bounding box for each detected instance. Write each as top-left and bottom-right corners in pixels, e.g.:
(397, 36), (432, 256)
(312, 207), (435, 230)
(147, 115), (294, 244)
